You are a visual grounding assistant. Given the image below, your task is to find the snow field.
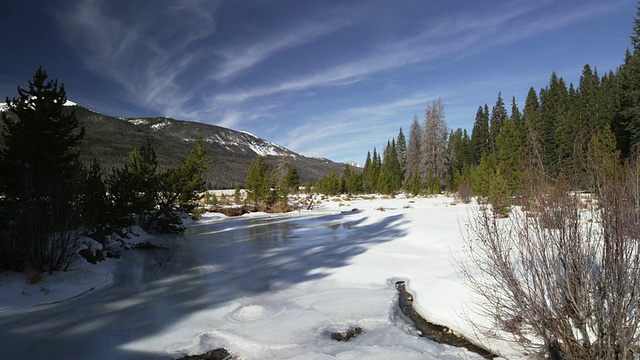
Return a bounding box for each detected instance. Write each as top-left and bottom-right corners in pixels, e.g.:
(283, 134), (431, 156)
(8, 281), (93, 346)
(0, 195), (518, 359)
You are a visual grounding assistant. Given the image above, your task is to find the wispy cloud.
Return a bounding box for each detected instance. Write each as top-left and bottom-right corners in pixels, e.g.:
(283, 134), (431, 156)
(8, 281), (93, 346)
(208, 1), (557, 108)
(54, 0), (222, 116)
(281, 92), (436, 157)
(212, 19), (350, 82)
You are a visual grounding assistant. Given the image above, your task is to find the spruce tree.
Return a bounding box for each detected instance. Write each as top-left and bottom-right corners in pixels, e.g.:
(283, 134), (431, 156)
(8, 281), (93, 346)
(0, 67), (85, 273)
(522, 87), (544, 172)
(471, 104), (490, 165)
(378, 140), (402, 195)
(489, 92), (508, 155)
(447, 128), (464, 190)
(397, 127), (407, 180)
(245, 156), (269, 204)
(405, 115), (422, 181)
(362, 151), (374, 193)
(496, 118), (523, 195)
(539, 72), (569, 177)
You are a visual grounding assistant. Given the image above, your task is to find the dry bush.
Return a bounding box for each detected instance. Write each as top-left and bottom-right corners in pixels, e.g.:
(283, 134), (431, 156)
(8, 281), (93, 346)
(459, 157), (640, 359)
(456, 180), (472, 204)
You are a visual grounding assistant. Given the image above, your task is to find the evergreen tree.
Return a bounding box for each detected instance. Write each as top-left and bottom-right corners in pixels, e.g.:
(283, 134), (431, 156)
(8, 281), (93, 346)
(0, 67), (85, 273)
(540, 72), (569, 177)
(108, 139), (160, 229)
(510, 96), (526, 149)
(404, 172), (420, 196)
(285, 167), (300, 194)
(80, 160), (111, 240)
(155, 136), (212, 231)
(489, 92), (508, 155)
(603, 70), (627, 156)
(378, 140), (402, 195)
(363, 148), (381, 193)
(471, 104), (490, 164)
(108, 138), (211, 233)
(496, 117), (523, 195)
(396, 127), (407, 180)
(522, 87), (544, 172)
(622, 6), (640, 154)
(447, 128), (464, 190)
(362, 151), (374, 193)
(587, 124), (621, 194)
(471, 152), (496, 197)
(405, 115), (423, 181)
(234, 183), (242, 203)
(316, 170), (340, 195)
(340, 164), (362, 195)
(245, 156), (270, 204)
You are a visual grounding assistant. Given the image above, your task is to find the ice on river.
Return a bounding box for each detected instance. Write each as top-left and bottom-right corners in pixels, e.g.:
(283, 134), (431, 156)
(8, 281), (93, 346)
(0, 195), (510, 359)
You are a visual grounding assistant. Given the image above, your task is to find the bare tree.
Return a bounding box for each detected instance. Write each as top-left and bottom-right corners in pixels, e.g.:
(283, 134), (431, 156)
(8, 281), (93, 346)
(459, 149), (640, 359)
(420, 98), (449, 189)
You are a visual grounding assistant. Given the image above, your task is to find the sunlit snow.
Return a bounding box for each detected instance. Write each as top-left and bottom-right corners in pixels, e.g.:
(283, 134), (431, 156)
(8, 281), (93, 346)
(0, 196), (514, 359)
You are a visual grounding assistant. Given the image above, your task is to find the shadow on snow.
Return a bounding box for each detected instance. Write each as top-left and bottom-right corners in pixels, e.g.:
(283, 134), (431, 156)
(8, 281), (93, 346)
(0, 211), (407, 359)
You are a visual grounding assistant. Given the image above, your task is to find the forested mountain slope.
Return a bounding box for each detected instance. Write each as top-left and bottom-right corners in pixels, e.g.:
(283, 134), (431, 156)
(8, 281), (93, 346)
(2, 104), (347, 189)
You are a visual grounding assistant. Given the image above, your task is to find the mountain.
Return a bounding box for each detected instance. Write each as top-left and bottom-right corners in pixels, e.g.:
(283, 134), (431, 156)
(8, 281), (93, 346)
(1, 103), (348, 189)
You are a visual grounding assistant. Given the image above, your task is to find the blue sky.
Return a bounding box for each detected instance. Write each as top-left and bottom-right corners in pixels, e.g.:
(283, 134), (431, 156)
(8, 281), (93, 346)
(0, 0), (637, 164)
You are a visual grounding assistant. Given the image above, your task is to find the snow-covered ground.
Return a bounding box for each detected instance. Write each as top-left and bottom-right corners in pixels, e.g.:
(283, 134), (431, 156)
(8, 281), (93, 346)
(0, 195), (517, 359)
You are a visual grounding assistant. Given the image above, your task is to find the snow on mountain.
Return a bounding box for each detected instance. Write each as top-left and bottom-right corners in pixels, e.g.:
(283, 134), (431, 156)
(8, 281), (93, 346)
(127, 118), (150, 125)
(238, 131), (293, 157)
(0, 99), (77, 112)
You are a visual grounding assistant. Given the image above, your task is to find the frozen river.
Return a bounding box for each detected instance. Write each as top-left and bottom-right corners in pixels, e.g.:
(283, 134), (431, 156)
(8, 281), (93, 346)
(0, 201), (489, 359)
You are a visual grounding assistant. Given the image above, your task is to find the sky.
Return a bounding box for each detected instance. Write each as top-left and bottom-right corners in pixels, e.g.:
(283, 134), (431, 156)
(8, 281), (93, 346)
(0, 0), (637, 164)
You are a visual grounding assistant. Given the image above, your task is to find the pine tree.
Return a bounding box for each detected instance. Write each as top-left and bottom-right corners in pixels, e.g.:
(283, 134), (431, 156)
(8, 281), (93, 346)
(496, 117), (523, 195)
(378, 140), (402, 195)
(471, 152), (497, 197)
(603, 70), (627, 157)
(285, 167), (300, 194)
(405, 115), (423, 181)
(522, 87), (544, 172)
(155, 136), (212, 230)
(317, 170), (340, 195)
(363, 148), (381, 193)
(234, 183), (242, 203)
(447, 128), (464, 190)
(362, 151), (373, 193)
(510, 96), (526, 149)
(587, 124), (621, 194)
(540, 72), (569, 177)
(489, 92), (508, 155)
(245, 156), (269, 204)
(397, 127), (407, 180)
(80, 160), (111, 240)
(471, 104), (490, 165)
(0, 67), (85, 273)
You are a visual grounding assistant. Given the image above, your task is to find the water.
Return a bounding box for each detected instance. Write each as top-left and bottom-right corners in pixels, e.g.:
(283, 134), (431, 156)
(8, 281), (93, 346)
(0, 213), (362, 359)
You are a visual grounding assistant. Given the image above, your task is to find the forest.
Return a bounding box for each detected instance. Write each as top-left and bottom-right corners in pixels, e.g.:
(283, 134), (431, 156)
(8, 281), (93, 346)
(311, 8), (640, 215)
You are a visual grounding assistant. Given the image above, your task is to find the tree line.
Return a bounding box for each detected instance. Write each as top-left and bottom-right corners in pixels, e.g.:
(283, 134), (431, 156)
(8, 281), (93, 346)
(0, 68), (212, 277)
(311, 7), (640, 211)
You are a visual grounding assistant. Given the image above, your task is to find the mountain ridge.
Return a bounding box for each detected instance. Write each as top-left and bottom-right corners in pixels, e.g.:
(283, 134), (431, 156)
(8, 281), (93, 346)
(1, 103), (348, 189)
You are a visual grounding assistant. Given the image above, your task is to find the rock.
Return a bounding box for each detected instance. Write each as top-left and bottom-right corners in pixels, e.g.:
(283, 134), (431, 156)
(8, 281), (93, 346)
(79, 248), (97, 264)
(330, 326), (363, 342)
(175, 348), (236, 360)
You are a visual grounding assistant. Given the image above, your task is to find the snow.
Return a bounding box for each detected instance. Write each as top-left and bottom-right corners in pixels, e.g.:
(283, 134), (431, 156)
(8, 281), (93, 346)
(151, 120), (171, 131)
(0, 195), (515, 359)
(0, 99), (77, 112)
(0, 260), (114, 312)
(127, 118), (150, 125)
